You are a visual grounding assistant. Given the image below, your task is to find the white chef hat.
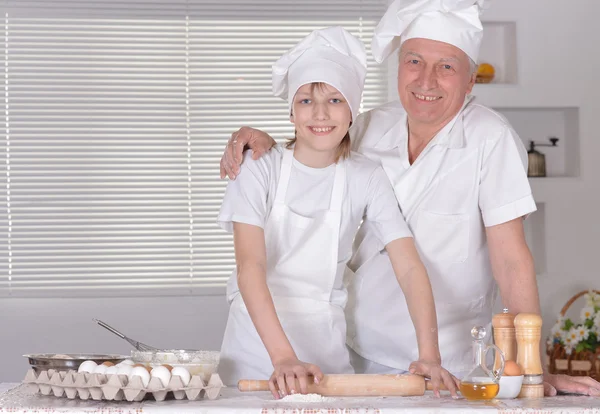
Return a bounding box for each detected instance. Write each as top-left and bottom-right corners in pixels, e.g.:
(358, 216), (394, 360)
(372, 0), (486, 64)
(272, 26), (367, 121)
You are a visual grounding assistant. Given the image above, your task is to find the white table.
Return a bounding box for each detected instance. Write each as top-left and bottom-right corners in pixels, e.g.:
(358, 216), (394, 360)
(2, 382), (600, 413)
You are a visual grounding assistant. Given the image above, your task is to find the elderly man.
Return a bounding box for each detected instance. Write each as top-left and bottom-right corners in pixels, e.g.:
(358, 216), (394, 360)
(219, 0), (600, 396)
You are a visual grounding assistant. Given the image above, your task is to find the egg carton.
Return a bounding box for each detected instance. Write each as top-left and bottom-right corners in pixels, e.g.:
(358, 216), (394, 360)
(22, 368), (224, 401)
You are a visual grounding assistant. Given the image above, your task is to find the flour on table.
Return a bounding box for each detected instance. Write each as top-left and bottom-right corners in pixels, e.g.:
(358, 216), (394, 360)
(279, 393), (336, 403)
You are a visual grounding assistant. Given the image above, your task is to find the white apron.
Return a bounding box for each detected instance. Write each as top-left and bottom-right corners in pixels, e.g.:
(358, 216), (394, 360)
(219, 149), (354, 385)
(347, 104), (497, 377)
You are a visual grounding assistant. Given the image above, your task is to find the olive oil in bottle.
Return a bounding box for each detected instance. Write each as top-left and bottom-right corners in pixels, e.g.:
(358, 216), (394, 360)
(459, 326), (505, 400)
(459, 381), (499, 400)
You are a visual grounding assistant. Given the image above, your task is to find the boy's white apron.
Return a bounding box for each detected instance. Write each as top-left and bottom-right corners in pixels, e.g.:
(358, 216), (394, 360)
(219, 149), (353, 385)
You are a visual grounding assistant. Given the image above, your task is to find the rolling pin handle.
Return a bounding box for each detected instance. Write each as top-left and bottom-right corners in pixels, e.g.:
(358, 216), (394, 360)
(425, 379), (433, 391)
(238, 379), (269, 392)
(424, 378), (450, 392)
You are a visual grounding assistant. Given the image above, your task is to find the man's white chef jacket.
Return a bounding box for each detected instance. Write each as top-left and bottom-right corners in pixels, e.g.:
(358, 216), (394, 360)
(345, 97), (537, 376)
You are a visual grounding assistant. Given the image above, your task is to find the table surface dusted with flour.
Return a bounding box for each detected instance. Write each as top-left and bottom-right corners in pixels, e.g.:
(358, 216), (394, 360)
(2, 382), (600, 413)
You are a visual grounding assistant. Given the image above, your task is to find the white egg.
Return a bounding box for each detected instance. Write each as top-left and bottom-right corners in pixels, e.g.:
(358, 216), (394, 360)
(78, 360), (98, 374)
(116, 364), (133, 377)
(105, 365), (118, 375)
(117, 359), (135, 366)
(150, 365), (171, 387)
(171, 367), (191, 386)
(130, 366), (150, 387)
(93, 364), (108, 374)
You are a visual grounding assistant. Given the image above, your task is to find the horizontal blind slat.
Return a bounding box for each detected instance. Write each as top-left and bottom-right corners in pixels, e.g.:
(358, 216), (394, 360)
(0, 3), (388, 297)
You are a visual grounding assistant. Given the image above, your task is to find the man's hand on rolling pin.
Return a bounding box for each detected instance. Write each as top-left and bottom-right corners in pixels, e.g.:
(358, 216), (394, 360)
(409, 359), (461, 398)
(220, 127), (276, 180)
(269, 357), (324, 399)
(543, 372), (600, 396)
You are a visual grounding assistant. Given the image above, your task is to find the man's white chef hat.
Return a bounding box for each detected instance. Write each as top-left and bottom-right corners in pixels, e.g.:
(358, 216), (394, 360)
(372, 0), (486, 64)
(272, 26), (367, 122)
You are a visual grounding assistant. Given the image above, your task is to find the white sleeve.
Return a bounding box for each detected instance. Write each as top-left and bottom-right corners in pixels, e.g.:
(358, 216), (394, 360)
(364, 165), (413, 247)
(479, 126), (537, 227)
(216, 150), (273, 233)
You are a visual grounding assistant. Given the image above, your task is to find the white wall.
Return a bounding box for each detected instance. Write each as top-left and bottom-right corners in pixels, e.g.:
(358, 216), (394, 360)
(473, 0), (600, 343)
(0, 296), (229, 382)
(2, 0), (599, 383)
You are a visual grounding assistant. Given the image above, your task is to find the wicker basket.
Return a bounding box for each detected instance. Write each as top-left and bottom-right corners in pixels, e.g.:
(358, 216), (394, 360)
(547, 290), (600, 380)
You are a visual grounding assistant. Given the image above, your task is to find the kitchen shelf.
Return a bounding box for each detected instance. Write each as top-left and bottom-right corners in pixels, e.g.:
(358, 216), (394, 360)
(494, 107), (580, 178)
(478, 21), (518, 84)
(529, 177), (583, 204)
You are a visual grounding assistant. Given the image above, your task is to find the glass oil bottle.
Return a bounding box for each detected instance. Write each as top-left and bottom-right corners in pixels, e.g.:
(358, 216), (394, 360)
(459, 326), (505, 400)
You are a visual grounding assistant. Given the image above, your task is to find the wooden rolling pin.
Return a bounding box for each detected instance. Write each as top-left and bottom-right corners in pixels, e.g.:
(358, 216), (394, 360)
(239, 374), (446, 397)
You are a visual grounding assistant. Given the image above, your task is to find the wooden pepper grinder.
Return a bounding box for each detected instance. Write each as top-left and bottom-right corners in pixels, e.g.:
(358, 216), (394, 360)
(492, 308), (516, 371)
(514, 313), (544, 398)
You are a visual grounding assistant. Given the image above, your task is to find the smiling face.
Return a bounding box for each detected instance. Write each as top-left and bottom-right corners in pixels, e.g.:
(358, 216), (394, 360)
(397, 38), (476, 131)
(290, 82), (352, 158)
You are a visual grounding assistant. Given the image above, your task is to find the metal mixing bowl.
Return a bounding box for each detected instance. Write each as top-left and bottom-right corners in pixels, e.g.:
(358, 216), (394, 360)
(24, 353), (128, 373)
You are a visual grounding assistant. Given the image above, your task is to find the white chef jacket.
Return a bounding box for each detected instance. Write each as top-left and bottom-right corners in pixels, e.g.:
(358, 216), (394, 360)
(345, 97), (537, 376)
(218, 145), (412, 308)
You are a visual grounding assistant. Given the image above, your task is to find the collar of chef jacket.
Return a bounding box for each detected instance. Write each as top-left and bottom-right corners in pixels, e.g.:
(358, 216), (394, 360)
(372, 95), (474, 151)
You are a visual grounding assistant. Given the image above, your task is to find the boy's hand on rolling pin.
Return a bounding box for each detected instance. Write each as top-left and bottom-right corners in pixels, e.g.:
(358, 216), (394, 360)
(409, 359), (461, 399)
(269, 357), (324, 399)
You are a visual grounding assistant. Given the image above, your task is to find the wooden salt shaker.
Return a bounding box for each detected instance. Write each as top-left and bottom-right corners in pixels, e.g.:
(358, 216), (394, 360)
(492, 308), (516, 371)
(514, 313), (544, 398)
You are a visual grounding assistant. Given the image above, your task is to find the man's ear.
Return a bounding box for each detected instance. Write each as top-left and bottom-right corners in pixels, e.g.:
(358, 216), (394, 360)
(466, 71), (477, 94)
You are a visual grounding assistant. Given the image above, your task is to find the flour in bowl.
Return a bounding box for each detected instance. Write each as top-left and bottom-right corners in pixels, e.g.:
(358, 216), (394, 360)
(279, 393), (336, 402)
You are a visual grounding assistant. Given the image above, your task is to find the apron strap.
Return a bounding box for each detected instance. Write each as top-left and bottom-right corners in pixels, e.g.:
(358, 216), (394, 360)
(329, 160), (346, 213)
(274, 148), (294, 205)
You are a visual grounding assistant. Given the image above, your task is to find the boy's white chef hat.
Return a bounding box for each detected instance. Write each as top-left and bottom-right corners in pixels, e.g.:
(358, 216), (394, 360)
(372, 0), (486, 64)
(272, 26), (367, 121)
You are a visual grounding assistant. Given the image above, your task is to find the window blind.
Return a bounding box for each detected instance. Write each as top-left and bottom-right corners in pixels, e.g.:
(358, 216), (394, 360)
(0, 0), (389, 297)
